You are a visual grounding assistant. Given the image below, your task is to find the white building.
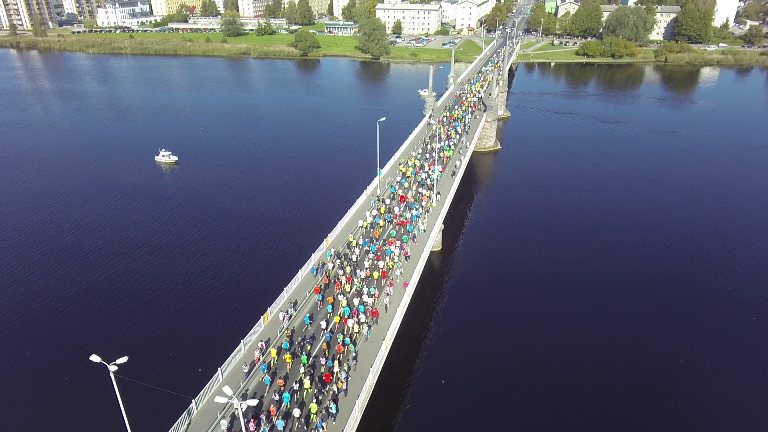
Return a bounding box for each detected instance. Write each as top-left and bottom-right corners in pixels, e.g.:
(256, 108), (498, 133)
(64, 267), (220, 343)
(1, 0), (59, 28)
(333, 0), (348, 19)
(62, 0), (102, 19)
(375, 1), (442, 35)
(96, 0), (157, 26)
(555, 0), (579, 18)
(714, 0), (738, 26)
(441, 0), (491, 33)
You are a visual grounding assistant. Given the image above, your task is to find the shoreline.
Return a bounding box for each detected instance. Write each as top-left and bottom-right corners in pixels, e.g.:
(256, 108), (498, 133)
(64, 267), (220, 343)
(3, 35), (767, 67)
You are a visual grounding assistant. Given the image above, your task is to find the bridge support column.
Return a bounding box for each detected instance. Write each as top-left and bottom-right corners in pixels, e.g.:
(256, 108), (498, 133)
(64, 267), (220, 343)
(431, 224), (444, 252)
(475, 69), (501, 152)
(424, 65), (436, 116)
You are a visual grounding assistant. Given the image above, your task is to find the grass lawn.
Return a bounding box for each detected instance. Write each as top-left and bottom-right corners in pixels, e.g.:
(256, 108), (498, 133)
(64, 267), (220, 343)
(67, 32), (484, 62)
(520, 40), (538, 50)
(518, 48), (657, 62)
(532, 44), (578, 52)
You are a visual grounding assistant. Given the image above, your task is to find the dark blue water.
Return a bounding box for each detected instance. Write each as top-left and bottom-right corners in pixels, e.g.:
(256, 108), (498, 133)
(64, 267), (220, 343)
(2, 51), (767, 432)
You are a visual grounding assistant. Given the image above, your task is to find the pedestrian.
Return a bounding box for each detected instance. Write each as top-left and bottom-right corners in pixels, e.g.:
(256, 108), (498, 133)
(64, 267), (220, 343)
(242, 362), (249, 378)
(292, 407), (302, 430)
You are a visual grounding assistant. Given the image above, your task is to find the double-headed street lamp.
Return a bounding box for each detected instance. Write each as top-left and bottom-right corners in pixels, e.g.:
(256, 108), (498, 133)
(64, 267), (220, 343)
(89, 354), (132, 432)
(376, 117), (386, 194)
(214, 385), (260, 432)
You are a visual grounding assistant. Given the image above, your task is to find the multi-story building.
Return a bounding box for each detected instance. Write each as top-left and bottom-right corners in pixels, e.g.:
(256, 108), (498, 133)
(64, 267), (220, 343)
(1, 0), (58, 28)
(600, 5), (680, 40)
(333, 0), (347, 18)
(375, 0), (442, 34)
(441, 0), (491, 33)
(61, 0), (104, 19)
(149, 0), (200, 16)
(308, 0), (328, 16)
(555, 0), (579, 17)
(96, 0), (158, 25)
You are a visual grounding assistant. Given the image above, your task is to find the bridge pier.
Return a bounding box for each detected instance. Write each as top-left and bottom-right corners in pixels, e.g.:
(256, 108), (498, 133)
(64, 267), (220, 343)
(497, 71), (511, 120)
(474, 69), (501, 152)
(431, 224), (444, 252)
(424, 65), (436, 116)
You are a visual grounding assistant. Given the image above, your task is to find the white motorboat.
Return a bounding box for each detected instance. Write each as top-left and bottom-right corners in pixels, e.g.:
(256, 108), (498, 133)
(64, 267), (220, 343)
(155, 149), (178, 164)
(418, 89), (436, 97)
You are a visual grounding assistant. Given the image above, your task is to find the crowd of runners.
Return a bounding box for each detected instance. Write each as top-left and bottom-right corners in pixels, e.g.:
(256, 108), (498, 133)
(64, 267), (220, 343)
(233, 44), (510, 432)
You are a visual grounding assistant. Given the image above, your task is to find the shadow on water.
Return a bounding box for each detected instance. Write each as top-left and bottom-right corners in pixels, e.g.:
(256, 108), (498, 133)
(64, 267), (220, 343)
(295, 58), (321, 73)
(357, 151), (499, 431)
(653, 64), (701, 96)
(357, 61), (392, 81)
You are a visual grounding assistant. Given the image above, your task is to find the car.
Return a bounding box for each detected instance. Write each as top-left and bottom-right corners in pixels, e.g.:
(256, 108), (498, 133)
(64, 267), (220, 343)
(563, 41), (570, 46)
(718, 42), (728, 47)
(744, 44), (754, 49)
(705, 45), (718, 51)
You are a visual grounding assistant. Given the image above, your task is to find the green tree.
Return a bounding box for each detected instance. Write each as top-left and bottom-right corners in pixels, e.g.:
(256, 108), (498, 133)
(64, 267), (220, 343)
(83, 18), (97, 28)
(265, 0), (283, 17)
(485, 3), (509, 31)
(602, 36), (641, 57)
(353, 0), (375, 22)
(575, 39), (604, 56)
(285, 0), (297, 24)
(434, 26), (450, 35)
(503, 0), (515, 14)
(739, 1), (761, 21)
(296, 0), (315, 25)
(31, 14), (47, 37)
(391, 19), (402, 34)
(719, 17), (730, 30)
(558, 11), (573, 35)
(327, 0), (334, 16)
(602, 6), (655, 42)
(571, 0), (603, 37)
(199, 0), (220, 16)
(342, 0), (356, 20)
(175, 3), (192, 21)
(674, 0), (715, 43)
(7, 22), (18, 35)
(224, 0), (238, 12)
(254, 18), (276, 35)
(357, 16), (390, 59)
(291, 29), (321, 55)
(527, 2), (547, 31)
(742, 24), (765, 45)
(220, 11), (243, 36)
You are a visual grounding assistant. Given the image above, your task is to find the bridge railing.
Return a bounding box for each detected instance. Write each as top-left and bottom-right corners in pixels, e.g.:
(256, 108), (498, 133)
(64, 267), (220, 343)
(166, 37), (506, 432)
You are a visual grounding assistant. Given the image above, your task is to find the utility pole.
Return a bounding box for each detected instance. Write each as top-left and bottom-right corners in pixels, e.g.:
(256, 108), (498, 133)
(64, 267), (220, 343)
(539, 18), (543, 41)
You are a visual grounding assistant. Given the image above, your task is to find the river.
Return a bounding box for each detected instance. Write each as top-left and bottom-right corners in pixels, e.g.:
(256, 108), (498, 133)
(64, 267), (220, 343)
(1, 50), (767, 432)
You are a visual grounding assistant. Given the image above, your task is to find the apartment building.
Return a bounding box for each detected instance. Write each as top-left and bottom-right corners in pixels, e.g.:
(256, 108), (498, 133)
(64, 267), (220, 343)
(441, 0), (491, 32)
(375, 1), (442, 35)
(1, 0), (57, 28)
(96, 0), (158, 26)
(149, 0), (200, 16)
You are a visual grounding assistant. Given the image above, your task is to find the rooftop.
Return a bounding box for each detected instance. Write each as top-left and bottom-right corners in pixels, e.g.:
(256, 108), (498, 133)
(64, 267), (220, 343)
(376, 3), (441, 10)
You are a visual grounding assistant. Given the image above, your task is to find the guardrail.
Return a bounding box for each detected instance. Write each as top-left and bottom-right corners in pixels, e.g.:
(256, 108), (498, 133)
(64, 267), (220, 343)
(166, 38), (506, 432)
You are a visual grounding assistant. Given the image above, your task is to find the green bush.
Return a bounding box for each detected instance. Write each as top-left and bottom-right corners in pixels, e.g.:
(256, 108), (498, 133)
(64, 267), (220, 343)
(575, 40), (603, 57)
(220, 38), (228, 43)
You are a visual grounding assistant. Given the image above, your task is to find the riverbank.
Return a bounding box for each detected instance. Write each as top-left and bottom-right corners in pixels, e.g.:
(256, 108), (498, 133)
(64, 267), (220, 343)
(516, 44), (768, 66)
(0, 33), (483, 63)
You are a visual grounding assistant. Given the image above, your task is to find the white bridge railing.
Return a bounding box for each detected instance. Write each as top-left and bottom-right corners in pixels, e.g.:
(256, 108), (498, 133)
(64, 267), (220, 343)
(166, 37), (517, 432)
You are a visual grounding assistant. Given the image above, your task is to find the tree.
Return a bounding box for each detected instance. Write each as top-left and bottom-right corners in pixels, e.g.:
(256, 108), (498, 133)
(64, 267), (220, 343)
(7, 22), (18, 36)
(503, 0), (515, 14)
(674, 0), (715, 43)
(602, 6), (655, 42)
(296, 0), (315, 25)
(342, 0), (356, 20)
(254, 18), (276, 35)
(527, 2), (546, 31)
(265, 0), (284, 18)
(575, 39), (604, 56)
(357, 17), (390, 59)
(83, 18), (97, 28)
(486, 4), (508, 31)
(175, 3), (192, 21)
(601, 36), (641, 57)
(558, 11), (572, 35)
(739, 1), (761, 21)
(353, 0), (374, 22)
(571, 0), (603, 37)
(285, 0), (298, 24)
(434, 26), (450, 35)
(327, 0), (334, 16)
(199, 0), (220, 16)
(220, 11), (243, 36)
(742, 25), (765, 45)
(391, 19), (402, 34)
(224, 0), (238, 12)
(291, 29), (321, 55)
(31, 14), (47, 37)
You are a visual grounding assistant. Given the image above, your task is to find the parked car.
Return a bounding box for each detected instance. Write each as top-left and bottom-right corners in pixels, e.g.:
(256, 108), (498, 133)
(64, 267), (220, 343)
(705, 45), (718, 51)
(718, 42), (728, 47)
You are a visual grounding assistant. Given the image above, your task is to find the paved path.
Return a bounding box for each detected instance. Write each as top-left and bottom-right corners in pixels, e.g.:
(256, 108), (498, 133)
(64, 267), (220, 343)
(183, 33), (517, 432)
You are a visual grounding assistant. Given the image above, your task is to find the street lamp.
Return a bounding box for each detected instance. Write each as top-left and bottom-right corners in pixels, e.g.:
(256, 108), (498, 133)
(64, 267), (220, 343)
(89, 354), (132, 432)
(214, 385), (260, 432)
(376, 117), (386, 194)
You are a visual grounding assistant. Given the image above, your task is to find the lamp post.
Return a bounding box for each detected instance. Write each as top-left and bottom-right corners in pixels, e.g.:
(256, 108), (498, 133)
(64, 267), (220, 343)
(539, 18), (543, 41)
(214, 385), (260, 432)
(89, 354), (132, 432)
(376, 117), (386, 194)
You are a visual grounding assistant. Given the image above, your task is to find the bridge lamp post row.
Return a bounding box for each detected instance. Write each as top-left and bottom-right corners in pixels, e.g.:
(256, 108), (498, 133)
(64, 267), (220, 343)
(89, 354), (132, 432)
(377, 117), (386, 194)
(214, 385), (260, 432)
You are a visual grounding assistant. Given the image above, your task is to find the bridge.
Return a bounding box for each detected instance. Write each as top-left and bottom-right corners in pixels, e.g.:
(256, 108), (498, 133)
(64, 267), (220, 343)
(166, 29), (522, 432)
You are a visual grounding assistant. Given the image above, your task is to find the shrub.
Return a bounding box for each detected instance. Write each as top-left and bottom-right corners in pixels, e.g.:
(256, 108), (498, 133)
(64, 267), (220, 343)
(575, 40), (603, 57)
(220, 38), (228, 43)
